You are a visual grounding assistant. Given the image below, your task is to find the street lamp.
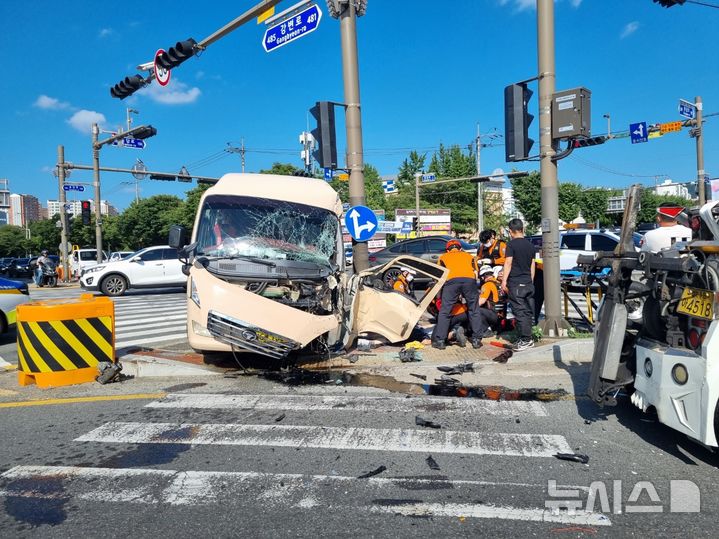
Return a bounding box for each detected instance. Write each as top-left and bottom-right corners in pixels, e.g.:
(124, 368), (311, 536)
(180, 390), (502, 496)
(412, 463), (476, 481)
(91, 123), (158, 262)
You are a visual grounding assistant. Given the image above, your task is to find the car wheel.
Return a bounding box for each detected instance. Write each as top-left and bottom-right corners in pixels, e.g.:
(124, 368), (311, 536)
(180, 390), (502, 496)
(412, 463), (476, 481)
(101, 274), (128, 297)
(383, 267), (402, 288)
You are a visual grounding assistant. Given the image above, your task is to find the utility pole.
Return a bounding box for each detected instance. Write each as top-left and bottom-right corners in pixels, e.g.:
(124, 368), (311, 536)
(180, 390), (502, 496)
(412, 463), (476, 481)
(227, 140), (247, 173)
(337, 0), (369, 271)
(57, 145), (69, 282)
(91, 124), (104, 263)
(476, 123), (483, 234)
(415, 172), (421, 236)
(537, 0), (569, 337)
(695, 96), (706, 205)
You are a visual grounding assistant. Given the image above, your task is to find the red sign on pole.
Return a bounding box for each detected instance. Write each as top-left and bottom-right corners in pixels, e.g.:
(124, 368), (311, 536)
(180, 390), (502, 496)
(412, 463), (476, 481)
(153, 49), (171, 87)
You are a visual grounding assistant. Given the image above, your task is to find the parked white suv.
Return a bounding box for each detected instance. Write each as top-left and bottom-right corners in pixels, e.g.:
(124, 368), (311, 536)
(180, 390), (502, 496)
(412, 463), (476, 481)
(80, 246), (186, 296)
(529, 230), (641, 271)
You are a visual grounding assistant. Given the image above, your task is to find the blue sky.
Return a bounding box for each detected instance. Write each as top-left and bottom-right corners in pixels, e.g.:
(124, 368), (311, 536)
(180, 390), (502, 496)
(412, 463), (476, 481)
(1, 0), (717, 211)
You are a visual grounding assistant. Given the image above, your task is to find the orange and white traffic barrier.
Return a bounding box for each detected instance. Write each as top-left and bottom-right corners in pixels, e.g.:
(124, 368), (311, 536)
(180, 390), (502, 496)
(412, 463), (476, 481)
(16, 294), (115, 388)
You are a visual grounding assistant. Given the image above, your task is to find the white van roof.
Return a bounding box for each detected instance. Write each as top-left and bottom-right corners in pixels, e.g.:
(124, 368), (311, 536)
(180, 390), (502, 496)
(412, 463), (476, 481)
(204, 173), (343, 216)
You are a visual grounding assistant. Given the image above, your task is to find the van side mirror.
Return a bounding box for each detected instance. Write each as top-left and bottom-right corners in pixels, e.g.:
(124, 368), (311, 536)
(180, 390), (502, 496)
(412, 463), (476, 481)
(168, 225), (187, 249)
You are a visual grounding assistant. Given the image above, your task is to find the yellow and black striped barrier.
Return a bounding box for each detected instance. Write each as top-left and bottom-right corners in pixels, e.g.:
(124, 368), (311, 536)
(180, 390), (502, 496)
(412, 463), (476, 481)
(16, 294), (115, 388)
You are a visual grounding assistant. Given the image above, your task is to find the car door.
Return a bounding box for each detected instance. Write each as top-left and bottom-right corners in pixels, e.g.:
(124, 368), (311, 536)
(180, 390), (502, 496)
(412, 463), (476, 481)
(129, 248), (165, 286)
(559, 233), (587, 270)
(349, 255), (448, 343)
(425, 238), (447, 263)
(162, 248), (186, 285)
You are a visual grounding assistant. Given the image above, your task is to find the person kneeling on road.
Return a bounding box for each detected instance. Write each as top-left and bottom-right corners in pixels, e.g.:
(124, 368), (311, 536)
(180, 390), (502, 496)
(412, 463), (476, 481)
(433, 239), (483, 350)
(477, 265), (500, 339)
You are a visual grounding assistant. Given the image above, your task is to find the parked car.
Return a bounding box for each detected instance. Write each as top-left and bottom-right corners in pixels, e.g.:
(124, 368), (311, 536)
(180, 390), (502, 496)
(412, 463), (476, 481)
(72, 249), (108, 277)
(80, 245), (186, 296)
(7, 258), (32, 279)
(529, 229), (641, 271)
(368, 235), (477, 287)
(0, 258), (15, 274)
(0, 276), (30, 333)
(344, 246), (353, 267)
(109, 251), (135, 262)
(636, 222), (659, 235)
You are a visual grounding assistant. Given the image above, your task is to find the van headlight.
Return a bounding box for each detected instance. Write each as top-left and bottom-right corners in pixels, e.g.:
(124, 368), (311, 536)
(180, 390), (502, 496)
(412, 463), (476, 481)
(192, 320), (212, 337)
(190, 278), (200, 307)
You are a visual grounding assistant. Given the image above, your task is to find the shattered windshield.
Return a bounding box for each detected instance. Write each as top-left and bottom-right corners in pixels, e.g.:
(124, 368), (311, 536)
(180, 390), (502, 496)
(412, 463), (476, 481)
(196, 195), (339, 265)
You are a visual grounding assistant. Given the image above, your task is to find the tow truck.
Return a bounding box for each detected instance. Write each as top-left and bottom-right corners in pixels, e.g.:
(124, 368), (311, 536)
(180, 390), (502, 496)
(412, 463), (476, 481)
(580, 185), (719, 447)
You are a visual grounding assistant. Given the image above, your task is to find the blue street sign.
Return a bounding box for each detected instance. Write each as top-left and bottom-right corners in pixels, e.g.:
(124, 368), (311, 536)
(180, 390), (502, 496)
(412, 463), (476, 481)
(344, 205), (378, 242)
(121, 137), (145, 149)
(679, 100), (696, 120)
(324, 168), (334, 181)
(342, 202), (350, 211)
(421, 174), (436, 183)
(263, 4), (322, 53)
(63, 184), (85, 192)
(630, 122), (648, 144)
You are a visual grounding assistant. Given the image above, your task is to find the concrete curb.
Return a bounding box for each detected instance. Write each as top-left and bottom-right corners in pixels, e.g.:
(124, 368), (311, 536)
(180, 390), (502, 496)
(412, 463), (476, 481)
(119, 354), (222, 378)
(505, 338), (594, 364)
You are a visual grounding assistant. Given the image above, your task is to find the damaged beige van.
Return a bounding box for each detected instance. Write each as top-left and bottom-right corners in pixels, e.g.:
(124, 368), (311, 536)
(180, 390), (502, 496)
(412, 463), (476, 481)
(169, 173), (447, 359)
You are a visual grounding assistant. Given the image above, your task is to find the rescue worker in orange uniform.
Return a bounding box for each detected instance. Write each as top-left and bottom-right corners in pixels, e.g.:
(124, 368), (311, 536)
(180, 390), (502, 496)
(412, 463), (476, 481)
(392, 267), (416, 294)
(433, 239), (483, 349)
(477, 265), (501, 338)
(430, 297), (470, 347)
(476, 229), (507, 267)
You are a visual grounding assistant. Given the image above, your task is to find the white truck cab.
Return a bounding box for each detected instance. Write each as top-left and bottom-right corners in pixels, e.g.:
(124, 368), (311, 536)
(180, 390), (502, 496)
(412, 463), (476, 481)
(72, 248), (108, 277)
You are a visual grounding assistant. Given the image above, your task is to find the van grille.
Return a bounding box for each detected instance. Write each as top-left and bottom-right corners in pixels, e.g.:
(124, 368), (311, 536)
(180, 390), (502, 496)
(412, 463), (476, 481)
(206, 310), (299, 359)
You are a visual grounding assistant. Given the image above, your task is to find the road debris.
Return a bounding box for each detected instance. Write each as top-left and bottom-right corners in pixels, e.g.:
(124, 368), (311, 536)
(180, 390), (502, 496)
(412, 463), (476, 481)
(415, 416), (441, 429)
(357, 465), (387, 479)
(96, 362), (122, 384)
(554, 453), (590, 464)
(434, 375), (460, 386)
(437, 363), (474, 375)
(399, 347), (422, 363)
(348, 353), (376, 364)
(489, 340), (513, 350)
(410, 373), (427, 381)
(274, 413), (286, 422)
(492, 350), (512, 363)
(426, 455), (441, 470)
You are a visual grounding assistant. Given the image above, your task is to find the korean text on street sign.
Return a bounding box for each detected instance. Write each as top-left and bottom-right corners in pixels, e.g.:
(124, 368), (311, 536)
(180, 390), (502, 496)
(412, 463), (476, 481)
(63, 184), (85, 192)
(660, 121), (683, 135)
(679, 99), (696, 120)
(421, 174), (436, 183)
(630, 122), (648, 144)
(262, 3), (322, 53)
(154, 49), (171, 87)
(344, 205), (378, 242)
(120, 137), (146, 149)
(376, 220), (407, 234)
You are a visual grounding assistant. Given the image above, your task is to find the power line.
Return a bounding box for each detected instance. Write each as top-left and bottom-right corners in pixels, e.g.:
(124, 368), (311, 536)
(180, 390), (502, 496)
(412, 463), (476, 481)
(687, 0), (719, 8)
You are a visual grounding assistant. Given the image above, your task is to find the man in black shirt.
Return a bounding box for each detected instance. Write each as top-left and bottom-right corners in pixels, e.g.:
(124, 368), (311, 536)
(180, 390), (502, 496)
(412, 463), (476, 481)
(500, 219), (536, 351)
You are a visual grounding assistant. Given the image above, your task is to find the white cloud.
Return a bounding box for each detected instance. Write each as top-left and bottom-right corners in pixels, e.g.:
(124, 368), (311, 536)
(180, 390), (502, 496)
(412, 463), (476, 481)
(195, 70), (205, 80)
(137, 78), (201, 105)
(34, 95), (70, 110)
(66, 110), (106, 134)
(569, 0), (582, 7)
(621, 21), (639, 39)
(98, 28), (114, 38)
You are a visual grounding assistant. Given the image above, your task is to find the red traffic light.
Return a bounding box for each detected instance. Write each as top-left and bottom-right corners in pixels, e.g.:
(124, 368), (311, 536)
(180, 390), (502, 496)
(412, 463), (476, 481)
(81, 201), (91, 210)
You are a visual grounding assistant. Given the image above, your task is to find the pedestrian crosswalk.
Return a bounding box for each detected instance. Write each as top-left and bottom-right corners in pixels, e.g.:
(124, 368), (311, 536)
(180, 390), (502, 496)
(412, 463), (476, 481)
(112, 294), (187, 349)
(0, 392), (612, 528)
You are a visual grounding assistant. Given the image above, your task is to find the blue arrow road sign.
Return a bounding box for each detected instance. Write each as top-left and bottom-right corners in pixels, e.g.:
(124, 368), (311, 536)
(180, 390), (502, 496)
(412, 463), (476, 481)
(344, 205), (378, 242)
(630, 122), (648, 144)
(679, 100), (696, 120)
(324, 168), (334, 181)
(63, 184), (85, 192)
(263, 4), (322, 53)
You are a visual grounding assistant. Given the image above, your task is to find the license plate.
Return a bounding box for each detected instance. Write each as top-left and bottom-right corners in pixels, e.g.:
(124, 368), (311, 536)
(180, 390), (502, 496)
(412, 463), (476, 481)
(677, 287), (715, 320)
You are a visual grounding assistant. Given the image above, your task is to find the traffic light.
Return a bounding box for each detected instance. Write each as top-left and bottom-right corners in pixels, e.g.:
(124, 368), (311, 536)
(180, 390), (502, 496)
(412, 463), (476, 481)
(504, 83), (534, 162)
(132, 126), (157, 140)
(110, 75), (145, 99)
(149, 173), (177, 181)
(310, 101), (338, 169)
(81, 201), (92, 226)
(652, 0), (685, 6)
(156, 39), (197, 70)
(572, 135), (607, 148)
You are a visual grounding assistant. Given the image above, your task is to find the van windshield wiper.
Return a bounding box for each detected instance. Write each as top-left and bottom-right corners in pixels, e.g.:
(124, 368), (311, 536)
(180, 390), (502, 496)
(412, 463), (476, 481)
(200, 254), (277, 268)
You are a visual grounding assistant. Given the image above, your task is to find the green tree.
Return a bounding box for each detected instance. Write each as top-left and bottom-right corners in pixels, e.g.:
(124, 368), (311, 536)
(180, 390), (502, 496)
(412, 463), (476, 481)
(169, 182), (213, 232)
(396, 151), (426, 190)
(581, 189), (614, 225)
(329, 163), (386, 212)
(118, 195), (184, 248)
(27, 216), (62, 254)
(510, 171), (542, 227)
(0, 226), (27, 257)
(259, 162), (304, 176)
(558, 182), (583, 223)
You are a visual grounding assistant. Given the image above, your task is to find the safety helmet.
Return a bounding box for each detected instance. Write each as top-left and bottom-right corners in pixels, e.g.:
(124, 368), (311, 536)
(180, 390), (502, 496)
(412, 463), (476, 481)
(446, 239), (462, 251)
(479, 265), (494, 278)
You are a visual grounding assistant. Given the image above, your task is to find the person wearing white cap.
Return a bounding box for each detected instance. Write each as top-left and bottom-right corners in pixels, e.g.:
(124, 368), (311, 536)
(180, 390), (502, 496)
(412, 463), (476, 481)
(641, 202), (692, 253)
(392, 267), (416, 295)
(477, 265), (500, 340)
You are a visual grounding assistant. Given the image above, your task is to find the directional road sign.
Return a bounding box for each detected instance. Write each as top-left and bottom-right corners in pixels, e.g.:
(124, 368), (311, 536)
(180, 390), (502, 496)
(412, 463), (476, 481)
(263, 3), (322, 53)
(421, 174), (436, 183)
(679, 99), (696, 120)
(63, 184), (85, 192)
(154, 49), (171, 87)
(323, 168), (334, 181)
(344, 205), (378, 242)
(630, 122), (648, 144)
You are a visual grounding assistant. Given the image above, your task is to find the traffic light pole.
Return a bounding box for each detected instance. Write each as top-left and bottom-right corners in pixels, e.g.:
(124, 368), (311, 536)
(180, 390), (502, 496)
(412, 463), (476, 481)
(57, 145), (70, 282)
(537, 0), (569, 337)
(476, 124), (483, 233)
(695, 96), (706, 206)
(91, 124), (104, 263)
(339, 1), (369, 272)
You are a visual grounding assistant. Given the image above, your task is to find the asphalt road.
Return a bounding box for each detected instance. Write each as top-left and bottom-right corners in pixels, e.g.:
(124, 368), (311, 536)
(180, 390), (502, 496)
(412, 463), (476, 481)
(0, 376), (717, 537)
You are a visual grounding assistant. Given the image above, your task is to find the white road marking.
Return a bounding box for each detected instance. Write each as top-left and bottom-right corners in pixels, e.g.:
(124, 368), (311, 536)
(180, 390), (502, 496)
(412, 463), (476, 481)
(75, 422), (572, 457)
(115, 315), (186, 328)
(116, 333), (187, 348)
(0, 466), (610, 526)
(147, 393), (548, 417)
